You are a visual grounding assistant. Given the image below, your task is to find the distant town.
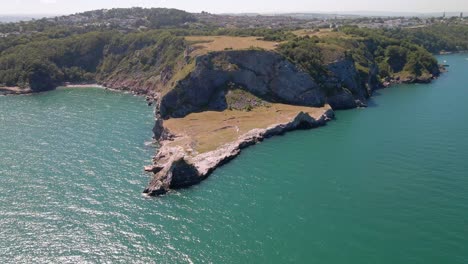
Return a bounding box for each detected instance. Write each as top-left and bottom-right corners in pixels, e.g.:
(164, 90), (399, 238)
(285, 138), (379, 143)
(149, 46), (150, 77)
(0, 9), (467, 38)
(196, 11), (466, 29)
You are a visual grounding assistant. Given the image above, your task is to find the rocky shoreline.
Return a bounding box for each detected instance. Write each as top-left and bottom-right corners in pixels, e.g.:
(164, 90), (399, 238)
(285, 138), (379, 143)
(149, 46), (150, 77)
(2, 49), (446, 197)
(382, 67), (445, 87)
(141, 49), (445, 196)
(0, 87), (33, 96)
(143, 105), (334, 196)
(0, 83), (153, 98)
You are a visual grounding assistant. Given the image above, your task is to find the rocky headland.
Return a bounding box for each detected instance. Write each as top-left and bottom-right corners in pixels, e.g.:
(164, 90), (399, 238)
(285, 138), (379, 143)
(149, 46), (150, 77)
(140, 41), (444, 195)
(144, 104), (334, 195)
(143, 48), (383, 195)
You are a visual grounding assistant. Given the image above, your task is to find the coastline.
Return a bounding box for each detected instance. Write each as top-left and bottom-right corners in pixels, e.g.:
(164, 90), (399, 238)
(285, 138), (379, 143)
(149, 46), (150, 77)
(1, 58), (446, 196)
(59, 84), (137, 95)
(144, 66), (445, 196)
(0, 87), (33, 96)
(0, 84), (104, 96)
(1, 83), (150, 97)
(439, 50), (468, 55)
(61, 83), (105, 88)
(144, 105), (334, 196)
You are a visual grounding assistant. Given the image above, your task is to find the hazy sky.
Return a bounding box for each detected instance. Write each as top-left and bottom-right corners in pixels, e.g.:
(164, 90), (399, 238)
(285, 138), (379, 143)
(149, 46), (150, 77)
(1, 0), (467, 15)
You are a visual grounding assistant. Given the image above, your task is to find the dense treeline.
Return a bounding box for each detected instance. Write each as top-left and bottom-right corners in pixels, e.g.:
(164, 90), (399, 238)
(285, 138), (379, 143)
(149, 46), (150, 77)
(340, 26), (439, 78)
(277, 36), (326, 80)
(96, 31), (187, 87)
(342, 23), (468, 53)
(388, 24), (468, 53)
(0, 31), (111, 89)
(81, 8), (197, 29)
(0, 31), (186, 91)
(278, 29), (439, 84)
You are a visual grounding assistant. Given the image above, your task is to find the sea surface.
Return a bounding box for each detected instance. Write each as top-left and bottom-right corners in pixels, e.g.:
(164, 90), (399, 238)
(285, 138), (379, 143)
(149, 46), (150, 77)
(1, 54), (467, 263)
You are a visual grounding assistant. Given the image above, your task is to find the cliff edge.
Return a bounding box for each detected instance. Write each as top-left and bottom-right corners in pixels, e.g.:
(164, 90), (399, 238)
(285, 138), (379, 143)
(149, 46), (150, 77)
(135, 37), (440, 196)
(144, 104), (334, 196)
(144, 49), (372, 195)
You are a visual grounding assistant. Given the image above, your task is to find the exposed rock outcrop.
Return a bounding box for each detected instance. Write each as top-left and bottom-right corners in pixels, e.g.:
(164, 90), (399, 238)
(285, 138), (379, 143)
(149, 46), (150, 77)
(323, 58), (379, 109)
(144, 107), (334, 196)
(0, 87), (33, 96)
(144, 49), (382, 195)
(160, 50), (326, 119)
(158, 50), (382, 120)
(143, 49), (440, 196)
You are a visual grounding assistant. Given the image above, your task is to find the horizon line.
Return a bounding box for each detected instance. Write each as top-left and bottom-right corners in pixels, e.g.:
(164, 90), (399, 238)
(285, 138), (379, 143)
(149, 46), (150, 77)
(0, 9), (466, 17)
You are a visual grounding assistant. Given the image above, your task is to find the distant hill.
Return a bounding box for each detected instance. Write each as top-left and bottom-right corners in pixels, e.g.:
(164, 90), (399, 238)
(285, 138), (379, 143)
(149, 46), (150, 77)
(267, 11), (467, 18)
(74, 8), (197, 28)
(274, 13), (358, 19)
(0, 15), (56, 23)
(221, 11), (467, 18)
(335, 11), (466, 17)
(0, 8), (196, 29)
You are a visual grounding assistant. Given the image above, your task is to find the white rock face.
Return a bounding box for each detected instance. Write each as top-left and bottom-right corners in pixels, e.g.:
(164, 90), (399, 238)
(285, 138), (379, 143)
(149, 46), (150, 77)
(144, 107), (334, 196)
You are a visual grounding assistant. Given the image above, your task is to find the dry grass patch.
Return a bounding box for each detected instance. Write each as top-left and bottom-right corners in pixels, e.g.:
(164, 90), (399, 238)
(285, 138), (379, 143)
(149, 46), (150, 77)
(164, 104), (330, 154)
(185, 36), (280, 56)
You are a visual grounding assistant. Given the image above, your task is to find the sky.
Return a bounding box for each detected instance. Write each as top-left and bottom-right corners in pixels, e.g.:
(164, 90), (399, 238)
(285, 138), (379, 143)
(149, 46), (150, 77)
(1, 0), (467, 15)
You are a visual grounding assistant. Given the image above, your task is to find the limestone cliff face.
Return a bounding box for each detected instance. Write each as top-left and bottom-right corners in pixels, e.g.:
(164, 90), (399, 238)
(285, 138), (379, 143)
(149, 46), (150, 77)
(145, 49), (382, 196)
(159, 50), (380, 119)
(160, 50), (326, 119)
(323, 58), (380, 109)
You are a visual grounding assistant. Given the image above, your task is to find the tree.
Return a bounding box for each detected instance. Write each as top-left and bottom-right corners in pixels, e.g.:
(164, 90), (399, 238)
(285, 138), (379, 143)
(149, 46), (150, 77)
(27, 61), (62, 91)
(385, 45), (407, 72)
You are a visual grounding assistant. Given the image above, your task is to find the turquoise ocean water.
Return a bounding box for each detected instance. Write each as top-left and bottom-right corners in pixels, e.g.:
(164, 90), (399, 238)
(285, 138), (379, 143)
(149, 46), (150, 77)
(0, 54), (467, 263)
